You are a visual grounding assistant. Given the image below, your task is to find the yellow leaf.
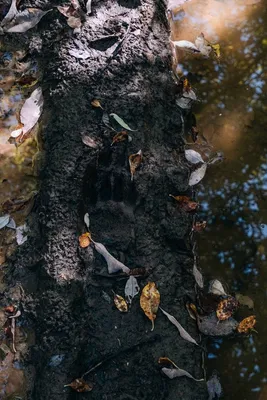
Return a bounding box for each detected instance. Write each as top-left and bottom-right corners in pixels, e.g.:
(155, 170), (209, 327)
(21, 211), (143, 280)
(113, 291), (128, 312)
(216, 297), (239, 321)
(129, 150), (142, 181)
(91, 99), (103, 109)
(140, 282), (160, 331)
(210, 43), (220, 58)
(79, 232), (91, 248)
(237, 315), (256, 334)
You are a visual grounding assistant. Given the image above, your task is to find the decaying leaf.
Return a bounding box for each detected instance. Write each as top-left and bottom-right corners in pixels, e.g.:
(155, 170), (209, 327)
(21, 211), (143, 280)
(186, 303), (197, 320)
(185, 149), (204, 164)
(216, 297), (239, 321)
(162, 366), (204, 381)
(112, 291), (128, 312)
(110, 113), (137, 131)
(79, 232), (91, 248)
(129, 150), (142, 181)
(235, 293), (254, 309)
(209, 280), (227, 296)
(140, 282), (160, 331)
(169, 195), (199, 212)
(5, 8), (51, 33)
(91, 99), (103, 109)
(193, 263), (204, 288)
(207, 371), (223, 400)
(16, 224), (28, 245)
(57, 0), (84, 29)
(111, 131), (128, 146)
(84, 213), (90, 229)
(160, 307), (199, 346)
(172, 40), (200, 53)
(125, 276), (140, 305)
(193, 221), (207, 232)
(94, 242), (130, 274)
(237, 315), (256, 334)
(64, 378), (93, 393)
(189, 163), (207, 186)
(0, 214), (10, 230)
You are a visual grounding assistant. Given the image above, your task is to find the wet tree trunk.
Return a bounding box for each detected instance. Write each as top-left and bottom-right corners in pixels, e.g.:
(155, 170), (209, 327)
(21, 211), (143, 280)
(5, 0), (207, 399)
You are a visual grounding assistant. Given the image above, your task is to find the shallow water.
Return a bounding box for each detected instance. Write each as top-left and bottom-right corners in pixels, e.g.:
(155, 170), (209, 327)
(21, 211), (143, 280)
(171, 0), (267, 398)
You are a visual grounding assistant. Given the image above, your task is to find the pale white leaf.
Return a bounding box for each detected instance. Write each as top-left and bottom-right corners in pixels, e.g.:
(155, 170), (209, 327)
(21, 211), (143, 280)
(124, 276), (140, 305)
(183, 89), (197, 101)
(160, 307), (199, 346)
(195, 33), (212, 57)
(6, 218), (16, 230)
(6, 9), (51, 33)
(185, 149), (204, 164)
(16, 224), (28, 245)
(84, 213), (90, 229)
(1, 0), (17, 28)
(19, 87), (43, 136)
(0, 215), (10, 230)
(110, 113), (137, 131)
(193, 263), (204, 288)
(86, 0), (92, 13)
(69, 49), (91, 59)
(10, 128), (23, 138)
(209, 279), (227, 296)
(162, 367), (204, 381)
(176, 97), (192, 109)
(94, 242), (130, 274)
(189, 163), (207, 186)
(172, 40), (200, 53)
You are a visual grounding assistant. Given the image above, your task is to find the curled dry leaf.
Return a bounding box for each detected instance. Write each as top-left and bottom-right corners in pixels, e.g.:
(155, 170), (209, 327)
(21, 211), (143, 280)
(86, 0), (92, 14)
(110, 113), (137, 131)
(169, 195), (199, 212)
(113, 291), (128, 312)
(129, 150), (142, 181)
(140, 282), (160, 331)
(160, 307), (199, 346)
(111, 131), (128, 146)
(64, 378), (93, 393)
(162, 366), (204, 382)
(5, 8), (51, 33)
(172, 40), (200, 53)
(193, 263), (204, 288)
(216, 297), (239, 321)
(91, 99), (103, 109)
(209, 280), (227, 296)
(237, 315), (256, 334)
(94, 242), (130, 274)
(79, 232), (91, 248)
(125, 276), (140, 305)
(185, 149), (204, 164)
(189, 163), (207, 186)
(193, 221), (207, 232)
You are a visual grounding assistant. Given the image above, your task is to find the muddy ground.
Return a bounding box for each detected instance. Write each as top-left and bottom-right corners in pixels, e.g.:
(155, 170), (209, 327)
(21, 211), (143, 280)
(1, 0), (208, 399)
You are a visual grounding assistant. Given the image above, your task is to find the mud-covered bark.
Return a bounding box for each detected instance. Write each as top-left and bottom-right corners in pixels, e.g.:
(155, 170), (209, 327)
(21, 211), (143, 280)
(4, 0), (208, 399)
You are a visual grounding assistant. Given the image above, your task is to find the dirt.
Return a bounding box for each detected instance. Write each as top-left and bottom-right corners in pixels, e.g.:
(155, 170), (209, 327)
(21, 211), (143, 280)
(1, 0), (208, 399)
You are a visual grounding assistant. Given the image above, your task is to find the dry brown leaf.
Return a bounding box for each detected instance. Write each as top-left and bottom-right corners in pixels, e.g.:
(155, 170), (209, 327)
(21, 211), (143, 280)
(112, 291), (128, 312)
(169, 195), (199, 212)
(79, 232), (91, 248)
(64, 378), (93, 393)
(140, 282), (160, 331)
(237, 315), (256, 334)
(193, 221), (207, 232)
(111, 131), (128, 146)
(129, 150), (142, 181)
(158, 357), (178, 368)
(91, 99), (103, 109)
(216, 297), (239, 321)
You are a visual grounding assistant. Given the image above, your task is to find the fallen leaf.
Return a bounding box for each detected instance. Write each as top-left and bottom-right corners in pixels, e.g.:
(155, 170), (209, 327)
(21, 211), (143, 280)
(16, 224), (28, 245)
(8, 310), (21, 353)
(4, 305), (15, 314)
(82, 135), (102, 149)
(129, 150), (142, 181)
(91, 99), (102, 108)
(197, 312), (238, 336)
(193, 221), (207, 232)
(125, 276), (140, 305)
(162, 366), (204, 381)
(140, 282), (160, 331)
(0, 0), (17, 28)
(207, 371), (223, 400)
(193, 263), (204, 288)
(169, 195), (199, 212)
(185, 149), (204, 164)
(0, 214), (10, 230)
(237, 315), (256, 334)
(186, 303), (197, 320)
(86, 0), (92, 14)
(189, 163), (207, 186)
(69, 49), (91, 59)
(57, 0), (84, 29)
(94, 242), (130, 274)
(176, 88), (197, 109)
(84, 213), (90, 230)
(110, 113), (137, 131)
(6, 218), (16, 230)
(235, 293), (254, 309)
(160, 307), (199, 346)
(172, 40), (200, 53)
(195, 33), (212, 57)
(113, 291), (128, 312)
(209, 280), (227, 296)
(210, 43), (220, 59)
(216, 297), (239, 321)
(64, 378), (93, 393)
(158, 357), (178, 368)
(79, 232), (91, 248)
(111, 131), (128, 146)
(5, 8), (51, 33)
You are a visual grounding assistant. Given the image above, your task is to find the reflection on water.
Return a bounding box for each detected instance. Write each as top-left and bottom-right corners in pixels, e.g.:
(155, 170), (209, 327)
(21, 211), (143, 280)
(171, 0), (267, 398)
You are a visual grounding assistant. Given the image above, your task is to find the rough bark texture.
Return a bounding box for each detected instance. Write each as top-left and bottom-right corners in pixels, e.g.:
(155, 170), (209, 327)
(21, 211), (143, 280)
(3, 0), (208, 399)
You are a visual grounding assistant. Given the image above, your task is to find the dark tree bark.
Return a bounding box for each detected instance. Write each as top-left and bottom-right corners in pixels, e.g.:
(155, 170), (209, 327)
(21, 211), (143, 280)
(3, 0), (208, 399)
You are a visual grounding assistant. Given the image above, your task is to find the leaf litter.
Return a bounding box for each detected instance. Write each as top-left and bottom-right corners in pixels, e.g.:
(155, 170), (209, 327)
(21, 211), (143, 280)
(125, 276), (140, 305)
(110, 113), (137, 131)
(185, 149), (205, 164)
(93, 242), (130, 274)
(129, 150), (142, 181)
(112, 291), (128, 312)
(140, 282), (160, 331)
(161, 359), (204, 381)
(169, 195), (199, 212)
(189, 163), (207, 186)
(64, 378), (93, 393)
(2, 6), (52, 33)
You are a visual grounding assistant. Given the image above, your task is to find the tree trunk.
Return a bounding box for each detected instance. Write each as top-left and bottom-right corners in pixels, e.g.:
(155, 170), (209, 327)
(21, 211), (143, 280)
(3, 0), (208, 399)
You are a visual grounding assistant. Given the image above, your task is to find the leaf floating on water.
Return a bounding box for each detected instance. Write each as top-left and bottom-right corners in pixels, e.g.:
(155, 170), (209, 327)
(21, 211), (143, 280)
(124, 276), (140, 305)
(169, 195), (199, 212)
(162, 366), (204, 381)
(113, 291), (128, 312)
(197, 312), (238, 336)
(207, 371), (223, 400)
(91, 99), (103, 109)
(5, 8), (51, 33)
(193, 221), (207, 232)
(110, 113), (137, 131)
(189, 163), (207, 186)
(64, 378), (93, 393)
(193, 263), (204, 288)
(94, 242), (130, 274)
(79, 232), (91, 248)
(210, 43), (220, 59)
(140, 282), (160, 331)
(216, 297), (239, 321)
(209, 280), (227, 296)
(1, 0), (17, 28)
(185, 149), (204, 164)
(160, 307), (199, 346)
(195, 33), (212, 57)
(0, 215), (10, 230)
(172, 40), (200, 53)
(111, 131), (128, 146)
(129, 150), (142, 181)
(237, 315), (256, 334)
(235, 293), (254, 309)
